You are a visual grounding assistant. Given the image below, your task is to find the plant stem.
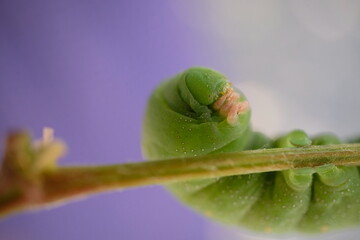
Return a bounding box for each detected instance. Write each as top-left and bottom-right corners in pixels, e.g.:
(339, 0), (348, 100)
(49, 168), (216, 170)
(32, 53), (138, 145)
(1, 143), (360, 218)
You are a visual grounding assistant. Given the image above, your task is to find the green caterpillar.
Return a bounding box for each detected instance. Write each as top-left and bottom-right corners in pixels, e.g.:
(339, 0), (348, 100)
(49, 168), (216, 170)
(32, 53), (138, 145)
(141, 67), (360, 233)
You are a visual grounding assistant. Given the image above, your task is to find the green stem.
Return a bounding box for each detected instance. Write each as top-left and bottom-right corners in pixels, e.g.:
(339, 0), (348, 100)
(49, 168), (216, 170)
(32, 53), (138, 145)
(1, 143), (360, 218)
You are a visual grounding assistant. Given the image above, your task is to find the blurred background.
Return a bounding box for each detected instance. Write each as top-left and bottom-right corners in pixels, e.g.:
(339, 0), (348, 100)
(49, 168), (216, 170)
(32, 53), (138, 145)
(0, 1), (360, 239)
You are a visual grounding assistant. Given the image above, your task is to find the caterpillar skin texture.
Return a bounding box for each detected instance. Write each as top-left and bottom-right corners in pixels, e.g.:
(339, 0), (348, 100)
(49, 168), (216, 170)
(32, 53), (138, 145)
(141, 67), (360, 233)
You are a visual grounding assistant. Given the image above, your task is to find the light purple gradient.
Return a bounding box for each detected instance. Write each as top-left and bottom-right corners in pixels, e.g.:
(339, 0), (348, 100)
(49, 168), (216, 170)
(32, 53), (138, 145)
(0, 1), (222, 239)
(3, 1), (359, 240)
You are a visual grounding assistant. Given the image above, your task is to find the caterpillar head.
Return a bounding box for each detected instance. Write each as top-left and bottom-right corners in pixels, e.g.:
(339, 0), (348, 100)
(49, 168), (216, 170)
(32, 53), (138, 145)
(178, 67), (250, 125)
(142, 67), (252, 160)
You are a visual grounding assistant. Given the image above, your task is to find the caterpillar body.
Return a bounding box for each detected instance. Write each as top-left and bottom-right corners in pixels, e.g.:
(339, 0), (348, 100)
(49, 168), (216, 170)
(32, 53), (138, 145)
(141, 67), (360, 233)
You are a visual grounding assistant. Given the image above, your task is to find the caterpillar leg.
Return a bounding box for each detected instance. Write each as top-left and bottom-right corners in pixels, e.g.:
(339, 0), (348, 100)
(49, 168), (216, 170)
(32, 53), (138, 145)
(168, 132), (272, 225)
(241, 130), (313, 233)
(169, 174), (266, 224)
(298, 134), (360, 232)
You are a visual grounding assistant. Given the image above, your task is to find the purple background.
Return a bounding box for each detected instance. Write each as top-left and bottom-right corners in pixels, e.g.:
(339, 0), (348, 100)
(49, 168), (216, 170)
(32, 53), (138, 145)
(2, 1), (360, 240)
(0, 1), (224, 239)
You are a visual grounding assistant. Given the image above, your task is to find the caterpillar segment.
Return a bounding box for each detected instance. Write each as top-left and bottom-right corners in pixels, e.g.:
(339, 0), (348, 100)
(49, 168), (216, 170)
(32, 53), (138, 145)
(141, 67), (360, 233)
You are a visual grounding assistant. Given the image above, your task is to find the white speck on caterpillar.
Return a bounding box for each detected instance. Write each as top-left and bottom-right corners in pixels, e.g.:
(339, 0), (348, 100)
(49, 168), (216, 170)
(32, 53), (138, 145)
(213, 86), (249, 125)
